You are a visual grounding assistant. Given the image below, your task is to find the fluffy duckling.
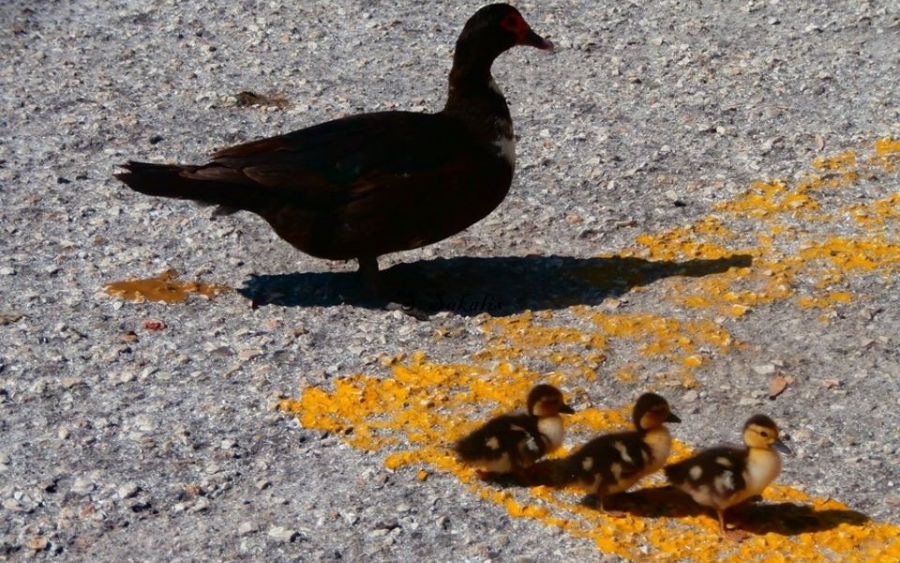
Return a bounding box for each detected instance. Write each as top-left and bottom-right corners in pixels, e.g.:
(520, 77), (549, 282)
(556, 393), (680, 511)
(454, 384), (575, 481)
(664, 414), (792, 541)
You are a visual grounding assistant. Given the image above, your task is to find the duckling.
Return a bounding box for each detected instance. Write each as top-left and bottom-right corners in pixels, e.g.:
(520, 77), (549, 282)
(664, 414), (792, 541)
(454, 384), (575, 481)
(556, 393), (680, 512)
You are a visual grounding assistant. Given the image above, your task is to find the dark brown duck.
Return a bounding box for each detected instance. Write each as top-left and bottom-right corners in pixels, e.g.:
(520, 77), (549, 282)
(116, 4), (553, 288)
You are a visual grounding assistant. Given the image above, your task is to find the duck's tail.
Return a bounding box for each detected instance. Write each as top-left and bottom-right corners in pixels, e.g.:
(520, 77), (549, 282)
(115, 161), (256, 214)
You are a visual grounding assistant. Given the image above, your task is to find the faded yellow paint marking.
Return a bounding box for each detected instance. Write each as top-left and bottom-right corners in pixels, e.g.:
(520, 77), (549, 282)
(280, 138), (900, 561)
(280, 354), (899, 562)
(104, 269), (229, 303)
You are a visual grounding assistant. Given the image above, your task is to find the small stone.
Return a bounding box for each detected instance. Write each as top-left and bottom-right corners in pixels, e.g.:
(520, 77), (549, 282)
(268, 526), (298, 543)
(134, 415), (156, 432)
(61, 377), (83, 389)
(26, 536), (49, 551)
(71, 478), (95, 494)
(141, 319), (166, 331)
(0, 267), (15, 276)
(118, 482), (140, 499)
(753, 364), (776, 375)
(768, 374), (790, 398)
(682, 390), (699, 403)
(239, 348), (262, 360)
(238, 521), (259, 535)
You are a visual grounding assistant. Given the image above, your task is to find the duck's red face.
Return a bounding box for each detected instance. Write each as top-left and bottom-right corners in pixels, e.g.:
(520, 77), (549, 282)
(500, 11), (554, 51)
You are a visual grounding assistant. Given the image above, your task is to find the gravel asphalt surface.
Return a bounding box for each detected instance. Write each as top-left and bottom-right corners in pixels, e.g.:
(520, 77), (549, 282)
(2, 1), (899, 561)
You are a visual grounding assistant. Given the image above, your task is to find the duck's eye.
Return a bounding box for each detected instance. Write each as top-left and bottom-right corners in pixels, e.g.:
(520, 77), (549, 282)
(759, 430), (769, 438)
(502, 14), (522, 31)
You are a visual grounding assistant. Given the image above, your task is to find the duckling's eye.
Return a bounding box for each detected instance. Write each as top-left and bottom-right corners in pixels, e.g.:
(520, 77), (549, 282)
(759, 430), (770, 438)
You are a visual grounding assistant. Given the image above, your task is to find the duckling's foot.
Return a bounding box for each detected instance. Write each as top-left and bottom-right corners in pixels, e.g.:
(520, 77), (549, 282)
(475, 469), (493, 480)
(582, 495), (628, 517)
(721, 528), (750, 542)
(718, 510), (749, 541)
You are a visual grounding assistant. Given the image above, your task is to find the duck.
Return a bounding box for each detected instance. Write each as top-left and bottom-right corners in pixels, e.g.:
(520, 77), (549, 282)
(454, 384), (575, 481)
(554, 393), (680, 512)
(664, 414), (792, 541)
(115, 4), (553, 293)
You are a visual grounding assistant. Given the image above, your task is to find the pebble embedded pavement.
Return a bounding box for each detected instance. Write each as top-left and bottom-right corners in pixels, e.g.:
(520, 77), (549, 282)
(1, 1), (898, 561)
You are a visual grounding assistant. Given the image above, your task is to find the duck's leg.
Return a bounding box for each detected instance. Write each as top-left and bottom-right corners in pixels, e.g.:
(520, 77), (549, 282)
(718, 509), (748, 542)
(357, 255), (380, 296)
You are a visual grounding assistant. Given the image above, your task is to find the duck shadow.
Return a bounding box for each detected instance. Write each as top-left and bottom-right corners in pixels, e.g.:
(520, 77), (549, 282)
(238, 254), (752, 315)
(598, 486), (870, 536)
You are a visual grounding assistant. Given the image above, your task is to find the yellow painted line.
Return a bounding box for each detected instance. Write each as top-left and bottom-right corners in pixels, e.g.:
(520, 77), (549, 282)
(280, 138), (900, 561)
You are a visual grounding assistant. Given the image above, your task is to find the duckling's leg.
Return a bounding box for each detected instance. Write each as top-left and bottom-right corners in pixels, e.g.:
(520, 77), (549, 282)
(596, 495), (628, 518)
(718, 509), (749, 542)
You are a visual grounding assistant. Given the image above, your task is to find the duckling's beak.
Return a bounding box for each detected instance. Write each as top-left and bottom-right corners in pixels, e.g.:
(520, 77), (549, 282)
(559, 403), (575, 415)
(666, 412), (682, 423)
(773, 439), (792, 455)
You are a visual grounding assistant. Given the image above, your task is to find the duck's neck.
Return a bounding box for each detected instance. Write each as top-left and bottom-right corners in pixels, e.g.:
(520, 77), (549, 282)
(443, 57), (515, 169)
(443, 56), (512, 122)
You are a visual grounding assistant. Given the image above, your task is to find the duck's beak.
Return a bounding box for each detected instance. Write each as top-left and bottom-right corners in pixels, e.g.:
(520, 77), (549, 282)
(522, 28), (554, 51)
(666, 412), (682, 423)
(559, 403), (575, 415)
(773, 439), (792, 455)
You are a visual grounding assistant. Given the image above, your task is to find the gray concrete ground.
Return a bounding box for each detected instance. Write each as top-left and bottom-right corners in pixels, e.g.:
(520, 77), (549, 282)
(1, 1), (898, 561)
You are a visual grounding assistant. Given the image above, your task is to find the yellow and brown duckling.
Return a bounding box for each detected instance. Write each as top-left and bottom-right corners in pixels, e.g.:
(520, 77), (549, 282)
(555, 393), (680, 512)
(454, 384), (574, 481)
(664, 414), (792, 541)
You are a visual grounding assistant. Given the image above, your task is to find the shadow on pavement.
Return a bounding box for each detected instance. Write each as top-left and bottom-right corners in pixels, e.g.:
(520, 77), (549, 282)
(593, 486), (870, 536)
(238, 253), (753, 316)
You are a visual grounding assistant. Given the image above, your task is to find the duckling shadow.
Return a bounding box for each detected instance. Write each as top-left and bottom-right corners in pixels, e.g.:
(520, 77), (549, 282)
(604, 486), (870, 536)
(475, 473), (535, 489)
(729, 500), (870, 536)
(238, 253), (752, 315)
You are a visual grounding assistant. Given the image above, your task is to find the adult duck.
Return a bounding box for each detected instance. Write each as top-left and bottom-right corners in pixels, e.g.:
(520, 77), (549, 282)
(116, 4), (553, 291)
